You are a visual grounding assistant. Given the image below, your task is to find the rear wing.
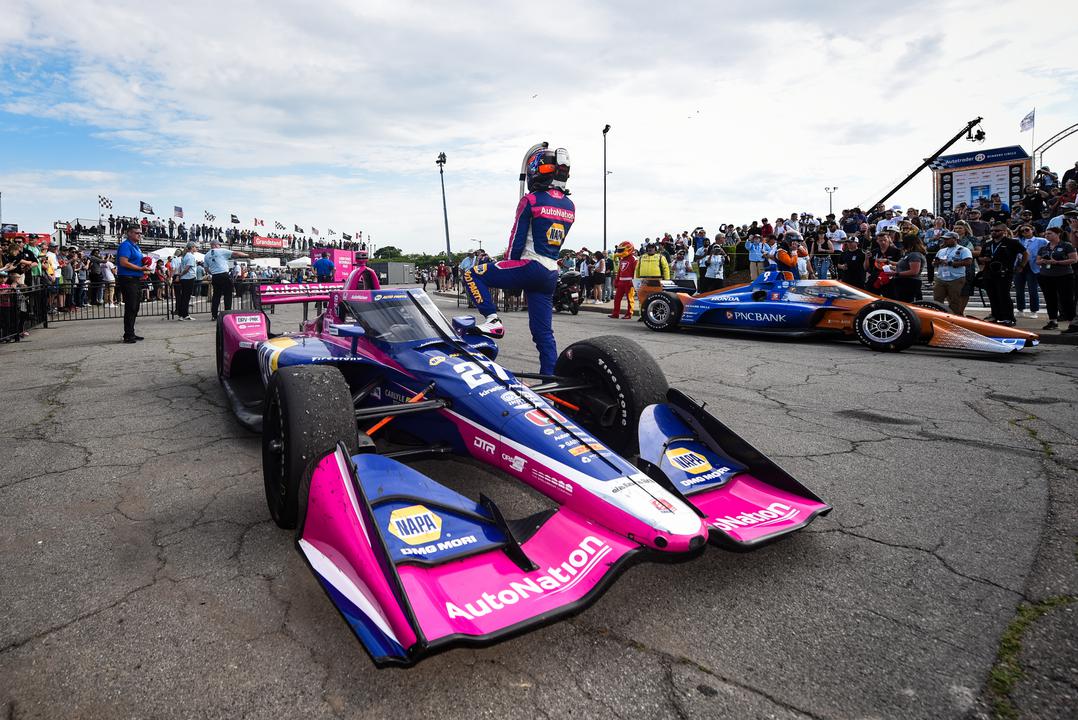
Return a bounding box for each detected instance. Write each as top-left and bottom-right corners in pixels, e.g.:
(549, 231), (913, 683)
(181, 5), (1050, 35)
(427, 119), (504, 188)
(257, 282), (342, 306)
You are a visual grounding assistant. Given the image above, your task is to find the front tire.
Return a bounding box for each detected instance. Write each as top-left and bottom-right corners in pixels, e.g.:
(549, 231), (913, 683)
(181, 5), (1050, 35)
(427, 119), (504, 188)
(642, 292), (683, 331)
(553, 336), (668, 455)
(854, 300), (921, 352)
(262, 365), (358, 529)
(912, 299), (950, 314)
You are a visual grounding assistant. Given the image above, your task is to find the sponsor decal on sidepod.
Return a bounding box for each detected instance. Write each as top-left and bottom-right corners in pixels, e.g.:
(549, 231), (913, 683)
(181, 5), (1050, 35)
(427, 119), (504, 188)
(445, 536), (609, 620)
(711, 502), (799, 532)
(724, 310), (788, 322)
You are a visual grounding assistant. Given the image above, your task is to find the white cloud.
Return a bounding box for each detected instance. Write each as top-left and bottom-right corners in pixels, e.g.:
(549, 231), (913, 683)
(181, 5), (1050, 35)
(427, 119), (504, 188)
(1, 0), (1076, 251)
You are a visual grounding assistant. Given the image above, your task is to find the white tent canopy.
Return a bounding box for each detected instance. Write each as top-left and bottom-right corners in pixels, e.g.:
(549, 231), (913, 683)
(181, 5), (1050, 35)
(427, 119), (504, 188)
(148, 247), (178, 261)
(286, 256), (311, 269)
(148, 247), (204, 262)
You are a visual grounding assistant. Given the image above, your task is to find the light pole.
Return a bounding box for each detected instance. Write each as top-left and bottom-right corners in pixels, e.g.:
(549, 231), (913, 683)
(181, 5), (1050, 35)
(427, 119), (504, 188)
(470, 237), (483, 251)
(602, 125), (610, 253)
(436, 152), (451, 259)
(824, 186), (838, 216)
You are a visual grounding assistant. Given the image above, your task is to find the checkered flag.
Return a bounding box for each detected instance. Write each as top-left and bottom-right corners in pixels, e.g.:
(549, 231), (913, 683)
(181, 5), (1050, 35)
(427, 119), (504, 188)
(274, 220), (286, 230)
(328, 228), (336, 235)
(98, 194), (113, 209)
(204, 211), (216, 222)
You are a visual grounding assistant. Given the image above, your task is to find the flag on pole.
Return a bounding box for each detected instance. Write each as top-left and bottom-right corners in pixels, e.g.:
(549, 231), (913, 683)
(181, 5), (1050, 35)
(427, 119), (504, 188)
(139, 201), (154, 215)
(174, 206), (184, 218)
(98, 195), (113, 209)
(294, 224), (304, 233)
(328, 228), (336, 235)
(274, 220), (286, 230)
(312, 226), (320, 235)
(204, 211), (216, 222)
(342, 232), (352, 240)
(230, 214), (240, 224)
(253, 218), (265, 226)
(1020, 109), (1035, 132)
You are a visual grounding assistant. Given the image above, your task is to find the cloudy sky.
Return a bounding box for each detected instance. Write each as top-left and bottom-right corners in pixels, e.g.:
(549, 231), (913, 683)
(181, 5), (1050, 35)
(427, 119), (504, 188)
(2, 0), (1075, 253)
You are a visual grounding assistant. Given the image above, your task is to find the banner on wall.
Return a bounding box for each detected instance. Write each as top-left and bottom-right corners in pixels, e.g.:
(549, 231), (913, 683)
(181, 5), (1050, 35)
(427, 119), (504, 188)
(252, 235), (284, 249)
(932, 145), (1031, 216)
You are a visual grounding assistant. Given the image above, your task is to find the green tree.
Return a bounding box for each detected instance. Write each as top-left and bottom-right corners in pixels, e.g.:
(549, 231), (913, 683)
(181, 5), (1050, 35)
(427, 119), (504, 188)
(373, 245), (403, 259)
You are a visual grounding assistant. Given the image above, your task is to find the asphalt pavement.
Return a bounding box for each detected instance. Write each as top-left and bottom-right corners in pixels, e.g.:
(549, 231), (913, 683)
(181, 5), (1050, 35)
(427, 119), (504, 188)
(1, 292), (1075, 719)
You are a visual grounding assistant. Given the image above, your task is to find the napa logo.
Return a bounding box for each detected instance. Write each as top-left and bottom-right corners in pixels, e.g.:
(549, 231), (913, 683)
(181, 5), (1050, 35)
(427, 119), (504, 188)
(387, 505), (442, 545)
(665, 448), (712, 475)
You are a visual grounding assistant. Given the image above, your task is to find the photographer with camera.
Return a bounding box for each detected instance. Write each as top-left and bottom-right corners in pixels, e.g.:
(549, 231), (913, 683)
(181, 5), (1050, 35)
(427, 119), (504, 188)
(977, 222), (1026, 326)
(932, 231), (973, 315)
(1035, 166), (1059, 191)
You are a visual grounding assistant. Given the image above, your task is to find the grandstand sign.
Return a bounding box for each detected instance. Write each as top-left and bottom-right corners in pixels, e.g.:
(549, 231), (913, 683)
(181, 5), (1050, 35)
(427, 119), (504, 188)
(252, 235), (284, 249)
(932, 145), (1031, 216)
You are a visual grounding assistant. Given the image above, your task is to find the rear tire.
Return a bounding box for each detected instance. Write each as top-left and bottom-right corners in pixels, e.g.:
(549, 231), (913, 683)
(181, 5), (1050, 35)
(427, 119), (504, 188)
(262, 365), (358, 529)
(553, 336), (668, 455)
(569, 299), (579, 315)
(854, 300), (921, 352)
(642, 293), (683, 331)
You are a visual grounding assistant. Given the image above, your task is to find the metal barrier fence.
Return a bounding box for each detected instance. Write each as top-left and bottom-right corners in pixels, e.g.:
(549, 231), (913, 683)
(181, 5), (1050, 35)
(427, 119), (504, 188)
(0, 284), (49, 343)
(19, 279), (262, 326)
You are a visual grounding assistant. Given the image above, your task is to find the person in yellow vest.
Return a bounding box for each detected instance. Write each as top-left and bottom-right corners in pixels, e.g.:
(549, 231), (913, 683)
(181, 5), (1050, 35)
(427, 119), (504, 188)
(633, 240), (670, 319)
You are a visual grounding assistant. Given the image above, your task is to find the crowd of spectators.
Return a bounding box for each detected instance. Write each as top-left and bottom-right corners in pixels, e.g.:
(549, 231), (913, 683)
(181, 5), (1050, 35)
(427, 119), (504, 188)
(432, 160), (1078, 330)
(68, 215), (366, 253)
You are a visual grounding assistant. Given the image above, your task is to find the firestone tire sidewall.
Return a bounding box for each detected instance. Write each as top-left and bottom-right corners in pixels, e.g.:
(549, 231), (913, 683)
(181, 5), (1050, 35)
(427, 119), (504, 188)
(553, 335), (669, 454)
(642, 293), (681, 332)
(854, 300), (920, 352)
(262, 365), (358, 529)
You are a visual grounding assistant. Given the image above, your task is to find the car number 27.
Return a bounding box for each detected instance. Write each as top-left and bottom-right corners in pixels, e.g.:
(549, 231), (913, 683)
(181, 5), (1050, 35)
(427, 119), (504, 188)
(452, 359), (510, 389)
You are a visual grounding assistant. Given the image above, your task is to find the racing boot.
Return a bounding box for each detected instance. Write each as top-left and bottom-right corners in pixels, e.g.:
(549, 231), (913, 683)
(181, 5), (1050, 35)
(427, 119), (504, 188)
(477, 313), (505, 338)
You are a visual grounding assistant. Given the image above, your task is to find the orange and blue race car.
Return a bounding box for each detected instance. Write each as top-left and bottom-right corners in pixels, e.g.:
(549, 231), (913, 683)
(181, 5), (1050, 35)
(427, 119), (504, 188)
(640, 271), (1038, 353)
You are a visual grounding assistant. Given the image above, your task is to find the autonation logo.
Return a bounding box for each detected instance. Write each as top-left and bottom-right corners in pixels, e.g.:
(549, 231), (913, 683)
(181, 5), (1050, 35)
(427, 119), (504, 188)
(445, 536), (609, 620)
(711, 502), (799, 532)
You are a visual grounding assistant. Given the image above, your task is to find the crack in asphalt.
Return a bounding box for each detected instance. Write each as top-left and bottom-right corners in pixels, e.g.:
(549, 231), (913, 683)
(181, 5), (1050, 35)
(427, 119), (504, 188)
(568, 622), (824, 719)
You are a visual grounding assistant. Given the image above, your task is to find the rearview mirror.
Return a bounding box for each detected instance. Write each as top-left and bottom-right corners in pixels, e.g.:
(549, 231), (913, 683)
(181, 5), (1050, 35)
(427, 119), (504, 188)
(329, 323), (366, 353)
(452, 316), (478, 335)
(329, 323), (366, 339)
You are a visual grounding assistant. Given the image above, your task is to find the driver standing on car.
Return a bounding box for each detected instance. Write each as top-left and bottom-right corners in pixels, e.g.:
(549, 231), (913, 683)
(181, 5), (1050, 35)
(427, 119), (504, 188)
(463, 146), (574, 375)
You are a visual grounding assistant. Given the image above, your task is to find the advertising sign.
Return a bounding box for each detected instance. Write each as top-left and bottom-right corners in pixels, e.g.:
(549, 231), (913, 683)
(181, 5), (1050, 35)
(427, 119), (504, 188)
(933, 145), (1031, 215)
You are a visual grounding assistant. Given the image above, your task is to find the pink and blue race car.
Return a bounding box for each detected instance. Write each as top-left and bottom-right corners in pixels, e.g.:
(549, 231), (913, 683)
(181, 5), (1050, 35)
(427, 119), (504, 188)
(216, 268), (831, 666)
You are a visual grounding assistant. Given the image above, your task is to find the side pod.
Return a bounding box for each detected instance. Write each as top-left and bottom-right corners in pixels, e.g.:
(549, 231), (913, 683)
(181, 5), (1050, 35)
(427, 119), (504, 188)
(296, 445), (643, 666)
(637, 389), (831, 549)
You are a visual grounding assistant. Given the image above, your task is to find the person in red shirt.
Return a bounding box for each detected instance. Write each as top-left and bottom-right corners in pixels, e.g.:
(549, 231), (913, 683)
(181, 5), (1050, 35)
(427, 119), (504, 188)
(608, 242), (637, 319)
(760, 218), (774, 238)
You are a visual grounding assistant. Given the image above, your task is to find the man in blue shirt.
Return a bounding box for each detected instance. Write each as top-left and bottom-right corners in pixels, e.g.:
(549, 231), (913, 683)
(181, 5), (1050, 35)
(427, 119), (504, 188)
(313, 252), (335, 283)
(174, 242), (198, 320)
(204, 239), (249, 320)
(115, 226), (149, 342)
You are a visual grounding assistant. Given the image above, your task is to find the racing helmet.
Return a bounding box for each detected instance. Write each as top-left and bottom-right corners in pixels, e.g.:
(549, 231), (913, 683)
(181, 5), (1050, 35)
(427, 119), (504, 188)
(526, 146), (570, 192)
(615, 241), (634, 257)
